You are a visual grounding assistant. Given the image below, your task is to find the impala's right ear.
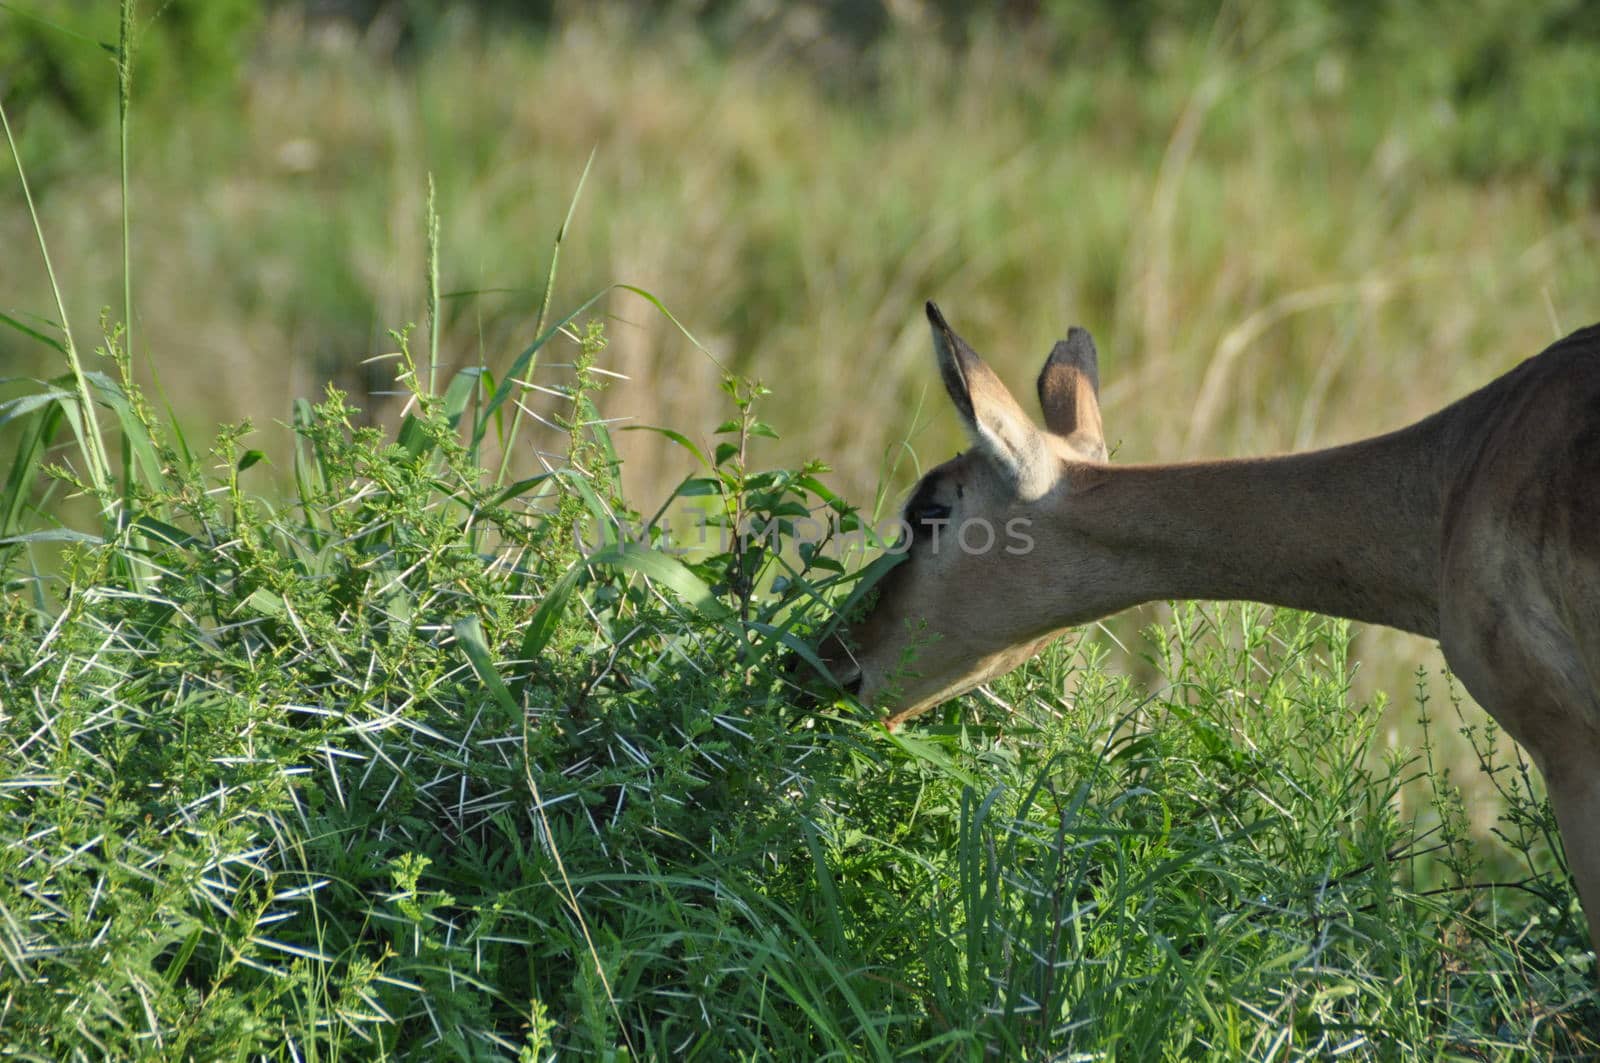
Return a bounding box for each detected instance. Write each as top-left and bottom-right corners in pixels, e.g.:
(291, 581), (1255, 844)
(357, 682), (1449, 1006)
(926, 301), (1054, 500)
(1037, 326), (1106, 461)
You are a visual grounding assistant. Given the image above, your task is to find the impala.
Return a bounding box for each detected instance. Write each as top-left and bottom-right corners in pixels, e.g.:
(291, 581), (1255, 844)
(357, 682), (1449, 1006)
(819, 301), (1600, 956)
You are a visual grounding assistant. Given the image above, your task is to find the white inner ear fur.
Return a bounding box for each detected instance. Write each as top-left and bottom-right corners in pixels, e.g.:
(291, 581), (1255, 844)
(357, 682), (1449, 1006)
(969, 411), (1055, 501)
(1063, 430), (1107, 464)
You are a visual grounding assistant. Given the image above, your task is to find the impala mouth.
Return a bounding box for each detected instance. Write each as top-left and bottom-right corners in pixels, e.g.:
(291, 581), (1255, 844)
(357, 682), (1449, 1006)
(794, 632), (863, 698)
(818, 648), (863, 697)
(782, 639), (861, 702)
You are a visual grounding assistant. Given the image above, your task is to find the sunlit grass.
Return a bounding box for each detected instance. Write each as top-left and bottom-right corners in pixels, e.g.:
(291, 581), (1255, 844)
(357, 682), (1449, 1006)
(2, 6), (1599, 1056)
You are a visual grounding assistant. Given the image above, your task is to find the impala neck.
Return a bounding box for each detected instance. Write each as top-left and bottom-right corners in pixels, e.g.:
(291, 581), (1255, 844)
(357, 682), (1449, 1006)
(1061, 420), (1447, 637)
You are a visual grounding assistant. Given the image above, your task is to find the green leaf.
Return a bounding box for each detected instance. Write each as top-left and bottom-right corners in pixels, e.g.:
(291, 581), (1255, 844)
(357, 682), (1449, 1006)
(612, 283), (722, 372)
(744, 620), (833, 677)
(476, 366), (501, 449)
(80, 371), (163, 489)
(161, 928), (205, 992)
(453, 616), (520, 715)
(238, 588), (287, 617)
(470, 286), (612, 452)
(440, 365), (481, 428)
(575, 394), (619, 473)
(559, 467), (619, 547)
(518, 560), (584, 666)
(668, 476), (722, 498)
(488, 472), (556, 507)
(396, 413), (428, 457)
(0, 400), (62, 540)
(398, 366), (483, 460)
(0, 389), (72, 430)
(620, 425), (712, 470)
(881, 727), (982, 789)
(124, 514), (200, 550)
(587, 540), (735, 624)
(0, 528), (103, 545)
(290, 397), (327, 551)
(237, 449), (266, 472)
(0, 309), (66, 354)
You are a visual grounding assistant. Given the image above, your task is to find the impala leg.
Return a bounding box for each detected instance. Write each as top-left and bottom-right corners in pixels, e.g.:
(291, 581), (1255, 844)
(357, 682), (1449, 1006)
(1543, 761), (1600, 964)
(1440, 598), (1600, 966)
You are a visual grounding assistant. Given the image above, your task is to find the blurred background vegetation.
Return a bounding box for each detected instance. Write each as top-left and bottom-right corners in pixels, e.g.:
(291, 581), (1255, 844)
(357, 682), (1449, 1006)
(3, 0), (1598, 828)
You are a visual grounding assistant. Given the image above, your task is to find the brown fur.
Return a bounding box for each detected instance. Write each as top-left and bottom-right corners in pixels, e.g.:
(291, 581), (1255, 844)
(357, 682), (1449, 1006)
(821, 305), (1600, 957)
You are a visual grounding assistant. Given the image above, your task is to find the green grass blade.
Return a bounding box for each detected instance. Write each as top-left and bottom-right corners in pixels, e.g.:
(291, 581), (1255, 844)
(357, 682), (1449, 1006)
(0, 528), (103, 545)
(586, 540), (736, 626)
(0, 309), (67, 354)
(516, 559), (584, 668)
(118, 0), (134, 376)
(494, 148), (595, 485)
(619, 425), (713, 471)
(452, 615), (519, 715)
(0, 389), (73, 430)
(0, 97), (112, 506)
(0, 401), (62, 540)
(472, 286), (610, 455)
(425, 172), (441, 396)
(83, 371), (162, 489)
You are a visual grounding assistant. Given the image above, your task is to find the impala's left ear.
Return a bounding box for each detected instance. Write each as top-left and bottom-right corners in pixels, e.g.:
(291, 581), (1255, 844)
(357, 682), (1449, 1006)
(1037, 326), (1106, 461)
(926, 302), (1055, 500)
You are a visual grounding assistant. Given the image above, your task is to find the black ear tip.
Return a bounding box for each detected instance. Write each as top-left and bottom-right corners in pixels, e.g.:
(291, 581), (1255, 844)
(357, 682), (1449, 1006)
(1056, 326), (1094, 358)
(1049, 326), (1097, 364)
(925, 300), (946, 328)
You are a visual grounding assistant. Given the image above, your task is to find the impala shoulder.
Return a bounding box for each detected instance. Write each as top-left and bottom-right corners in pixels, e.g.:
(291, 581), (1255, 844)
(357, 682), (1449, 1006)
(1521, 326), (1600, 442)
(1454, 327), (1600, 543)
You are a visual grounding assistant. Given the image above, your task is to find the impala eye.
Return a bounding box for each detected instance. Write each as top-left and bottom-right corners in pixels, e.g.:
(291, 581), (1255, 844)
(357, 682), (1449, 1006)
(901, 478), (953, 541)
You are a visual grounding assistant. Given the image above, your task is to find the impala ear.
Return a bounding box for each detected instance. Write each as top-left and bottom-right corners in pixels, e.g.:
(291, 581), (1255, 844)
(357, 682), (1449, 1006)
(926, 301), (1054, 500)
(1037, 326), (1106, 461)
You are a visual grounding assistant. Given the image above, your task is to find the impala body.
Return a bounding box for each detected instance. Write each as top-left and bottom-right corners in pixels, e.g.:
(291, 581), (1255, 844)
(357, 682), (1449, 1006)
(821, 302), (1600, 955)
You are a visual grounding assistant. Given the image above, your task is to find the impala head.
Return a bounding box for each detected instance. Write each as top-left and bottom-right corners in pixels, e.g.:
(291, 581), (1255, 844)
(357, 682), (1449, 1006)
(819, 301), (1109, 725)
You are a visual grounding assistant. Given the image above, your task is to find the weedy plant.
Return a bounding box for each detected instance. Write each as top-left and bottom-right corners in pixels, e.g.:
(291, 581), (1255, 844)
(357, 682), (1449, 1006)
(1, 10), (1598, 1058)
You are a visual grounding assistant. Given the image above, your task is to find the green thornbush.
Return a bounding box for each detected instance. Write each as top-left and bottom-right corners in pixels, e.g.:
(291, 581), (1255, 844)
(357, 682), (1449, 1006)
(3, 285), (1597, 1060)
